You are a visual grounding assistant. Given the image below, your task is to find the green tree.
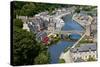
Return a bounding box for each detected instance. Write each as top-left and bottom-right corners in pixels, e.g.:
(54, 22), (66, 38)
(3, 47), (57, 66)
(13, 19), (23, 28)
(13, 28), (40, 65)
(20, 3), (36, 16)
(34, 51), (50, 64)
(12, 18), (50, 65)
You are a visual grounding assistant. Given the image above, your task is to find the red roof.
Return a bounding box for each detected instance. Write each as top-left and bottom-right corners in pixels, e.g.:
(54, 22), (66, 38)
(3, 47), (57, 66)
(42, 36), (49, 44)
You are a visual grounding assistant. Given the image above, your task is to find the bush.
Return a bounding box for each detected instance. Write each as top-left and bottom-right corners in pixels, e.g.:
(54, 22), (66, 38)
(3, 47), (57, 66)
(59, 59), (65, 63)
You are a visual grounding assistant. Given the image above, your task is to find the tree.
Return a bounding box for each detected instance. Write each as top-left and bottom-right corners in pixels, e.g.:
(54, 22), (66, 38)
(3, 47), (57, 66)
(12, 18), (50, 65)
(13, 28), (40, 65)
(75, 8), (80, 13)
(13, 1), (70, 17)
(13, 19), (23, 28)
(34, 51), (50, 64)
(20, 3), (36, 16)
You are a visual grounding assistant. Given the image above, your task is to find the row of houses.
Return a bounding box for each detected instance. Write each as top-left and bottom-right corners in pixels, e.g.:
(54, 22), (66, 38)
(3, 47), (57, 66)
(21, 8), (71, 43)
(18, 6), (75, 33)
(70, 43), (97, 62)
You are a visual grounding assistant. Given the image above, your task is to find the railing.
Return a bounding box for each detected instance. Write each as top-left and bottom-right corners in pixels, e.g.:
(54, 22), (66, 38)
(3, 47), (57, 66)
(45, 30), (84, 35)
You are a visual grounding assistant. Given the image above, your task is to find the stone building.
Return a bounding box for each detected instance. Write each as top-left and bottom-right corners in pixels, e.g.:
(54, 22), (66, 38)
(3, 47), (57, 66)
(85, 25), (91, 36)
(48, 17), (56, 32)
(70, 43), (97, 62)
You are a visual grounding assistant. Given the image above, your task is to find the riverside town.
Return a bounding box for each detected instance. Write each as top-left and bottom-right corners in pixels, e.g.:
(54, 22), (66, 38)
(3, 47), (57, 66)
(11, 1), (97, 66)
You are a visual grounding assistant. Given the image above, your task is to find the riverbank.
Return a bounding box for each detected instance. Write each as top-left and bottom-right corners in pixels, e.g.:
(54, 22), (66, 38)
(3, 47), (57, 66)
(59, 13), (87, 63)
(72, 13), (93, 28)
(72, 14), (86, 29)
(59, 32), (86, 63)
(48, 41), (74, 63)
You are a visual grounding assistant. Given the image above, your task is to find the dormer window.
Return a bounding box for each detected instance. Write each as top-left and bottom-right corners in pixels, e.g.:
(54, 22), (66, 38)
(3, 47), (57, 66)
(89, 47), (91, 52)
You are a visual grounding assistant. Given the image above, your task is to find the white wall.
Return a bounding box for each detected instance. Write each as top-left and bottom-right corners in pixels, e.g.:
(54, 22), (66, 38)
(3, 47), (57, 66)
(71, 51), (97, 61)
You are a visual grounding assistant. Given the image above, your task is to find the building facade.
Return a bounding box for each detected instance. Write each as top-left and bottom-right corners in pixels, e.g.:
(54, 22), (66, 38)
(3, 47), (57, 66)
(70, 43), (97, 62)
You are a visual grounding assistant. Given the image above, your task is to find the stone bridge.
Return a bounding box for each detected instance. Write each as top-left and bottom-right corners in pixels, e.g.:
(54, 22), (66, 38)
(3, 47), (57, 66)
(45, 30), (84, 36)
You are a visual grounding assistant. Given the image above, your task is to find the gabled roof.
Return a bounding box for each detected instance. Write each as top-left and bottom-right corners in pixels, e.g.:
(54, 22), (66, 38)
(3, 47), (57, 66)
(42, 36), (49, 44)
(74, 58), (85, 62)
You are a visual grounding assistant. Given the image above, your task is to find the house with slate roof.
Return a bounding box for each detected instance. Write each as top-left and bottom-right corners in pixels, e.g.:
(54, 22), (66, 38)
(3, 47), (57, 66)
(36, 31), (48, 42)
(70, 43), (97, 62)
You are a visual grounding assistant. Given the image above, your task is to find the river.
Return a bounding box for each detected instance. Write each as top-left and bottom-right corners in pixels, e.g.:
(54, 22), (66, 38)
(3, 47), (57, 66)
(48, 14), (84, 64)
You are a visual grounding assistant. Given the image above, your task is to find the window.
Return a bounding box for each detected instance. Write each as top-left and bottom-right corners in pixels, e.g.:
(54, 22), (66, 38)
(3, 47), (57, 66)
(92, 55), (95, 58)
(89, 55), (91, 58)
(80, 57), (82, 59)
(85, 56), (87, 59)
(79, 52), (81, 55)
(93, 51), (96, 53)
(73, 57), (75, 60)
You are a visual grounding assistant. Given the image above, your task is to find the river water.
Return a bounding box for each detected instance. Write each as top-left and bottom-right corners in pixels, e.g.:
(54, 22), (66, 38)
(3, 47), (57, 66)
(62, 14), (83, 31)
(48, 14), (84, 64)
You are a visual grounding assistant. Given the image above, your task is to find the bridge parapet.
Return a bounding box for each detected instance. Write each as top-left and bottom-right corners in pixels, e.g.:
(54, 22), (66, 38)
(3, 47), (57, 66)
(45, 30), (84, 36)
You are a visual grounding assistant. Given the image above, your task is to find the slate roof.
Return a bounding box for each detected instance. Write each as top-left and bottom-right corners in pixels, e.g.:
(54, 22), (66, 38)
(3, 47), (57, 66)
(36, 31), (47, 41)
(74, 58), (85, 62)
